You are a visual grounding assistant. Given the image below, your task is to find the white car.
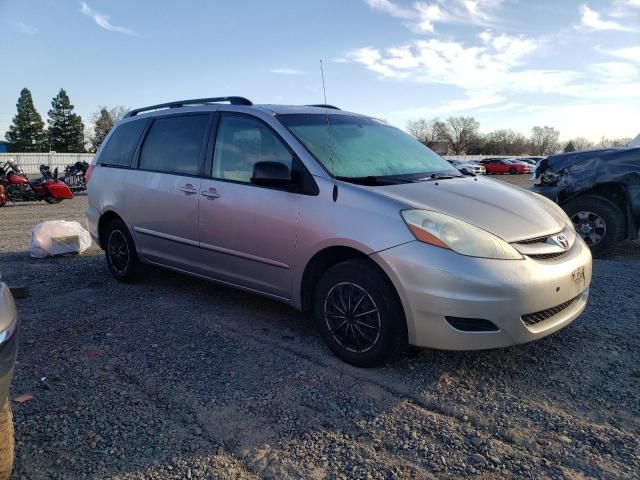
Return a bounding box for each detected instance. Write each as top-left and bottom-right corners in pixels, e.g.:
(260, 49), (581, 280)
(448, 160), (486, 175)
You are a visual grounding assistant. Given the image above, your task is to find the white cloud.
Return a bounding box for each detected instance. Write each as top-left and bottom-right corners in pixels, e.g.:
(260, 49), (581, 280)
(345, 32), (546, 95)
(597, 45), (640, 63)
(344, 29), (640, 115)
(80, 2), (137, 35)
(365, 0), (504, 33)
(17, 22), (37, 35)
(578, 4), (635, 31)
(590, 61), (639, 81)
(395, 94), (506, 117)
(270, 68), (306, 75)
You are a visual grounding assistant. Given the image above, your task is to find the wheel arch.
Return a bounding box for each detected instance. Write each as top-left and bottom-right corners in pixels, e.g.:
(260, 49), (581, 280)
(97, 210), (128, 249)
(560, 182), (634, 239)
(299, 246), (406, 325)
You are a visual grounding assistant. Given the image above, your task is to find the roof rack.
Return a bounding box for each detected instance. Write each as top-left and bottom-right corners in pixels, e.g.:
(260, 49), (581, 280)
(306, 104), (341, 110)
(124, 96), (253, 118)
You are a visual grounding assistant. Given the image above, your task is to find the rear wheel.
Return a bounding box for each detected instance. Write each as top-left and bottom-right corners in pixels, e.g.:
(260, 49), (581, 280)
(509, 167), (517, 175)
(0, 400), (14, 480)
(313, 259), (407, 367)
(563, 195), (625, 257)
(104, 218), (141, 282)
(44, 197), (62, 204)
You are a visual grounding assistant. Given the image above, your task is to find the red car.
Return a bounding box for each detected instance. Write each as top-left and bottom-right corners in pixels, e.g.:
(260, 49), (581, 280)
(480, 159), (531, 175)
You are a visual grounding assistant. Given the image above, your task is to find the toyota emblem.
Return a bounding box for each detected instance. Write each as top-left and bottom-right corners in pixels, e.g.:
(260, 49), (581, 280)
(556, 233), (569, 249)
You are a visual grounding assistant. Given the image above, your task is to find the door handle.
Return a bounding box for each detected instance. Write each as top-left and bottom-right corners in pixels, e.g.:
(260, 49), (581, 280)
(180, 184), (198, 195)
(201, 188), (220, 199)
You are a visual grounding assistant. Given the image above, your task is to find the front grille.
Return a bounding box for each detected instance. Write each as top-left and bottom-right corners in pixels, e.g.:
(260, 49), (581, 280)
(515, 235), (549, 245)
(521, 296), (579, 326)
(527, 251), (568, 260)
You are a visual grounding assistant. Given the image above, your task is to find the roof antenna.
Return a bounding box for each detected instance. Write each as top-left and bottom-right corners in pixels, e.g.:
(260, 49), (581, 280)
(320, 59), (338, 202)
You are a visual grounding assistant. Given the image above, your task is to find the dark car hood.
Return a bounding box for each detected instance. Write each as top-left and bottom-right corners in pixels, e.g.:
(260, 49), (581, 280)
(544, 147), (637, 172)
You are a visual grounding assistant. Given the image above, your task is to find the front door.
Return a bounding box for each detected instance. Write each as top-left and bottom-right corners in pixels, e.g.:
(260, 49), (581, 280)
(197, 113), (300, 299)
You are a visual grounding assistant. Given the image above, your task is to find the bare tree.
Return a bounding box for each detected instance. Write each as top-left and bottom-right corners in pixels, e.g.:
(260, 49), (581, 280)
(530, 126), (560, 155)
(483, 129), (528, 155)
(406, 118), (447, 147)
(441, 116), (480, 154)
(567, 137), (595, 151)
(597, 136), (632, 148)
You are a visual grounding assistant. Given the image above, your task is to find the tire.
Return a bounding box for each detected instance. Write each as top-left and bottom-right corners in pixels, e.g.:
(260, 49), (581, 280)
(44, 197), (62, 204)
(509, 167), (517, 175)
(0, 400), (14, 480)
(104, 218), (141, 282)
(313, 259), (407, 367)
(563, 195), (625, 258)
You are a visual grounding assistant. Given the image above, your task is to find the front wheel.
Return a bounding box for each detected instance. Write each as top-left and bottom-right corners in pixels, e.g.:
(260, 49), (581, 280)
(105, 218), (141, 282)
(44, 197), (62, 204)
(509, 167), (517, 175)
(563, 195), (625, 258)
(0, 401), (14, 480)
(313, 259), (407, 367)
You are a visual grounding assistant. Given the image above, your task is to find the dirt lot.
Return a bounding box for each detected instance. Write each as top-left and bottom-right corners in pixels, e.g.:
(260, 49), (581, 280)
(1, 176), (639, 479)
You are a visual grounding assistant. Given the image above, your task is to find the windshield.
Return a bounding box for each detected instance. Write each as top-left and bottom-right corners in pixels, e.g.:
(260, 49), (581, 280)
(278, 114), (458, 179)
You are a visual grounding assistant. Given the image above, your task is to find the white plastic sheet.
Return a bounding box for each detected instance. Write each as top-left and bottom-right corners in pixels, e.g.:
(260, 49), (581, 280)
(30, 220), (92, 258)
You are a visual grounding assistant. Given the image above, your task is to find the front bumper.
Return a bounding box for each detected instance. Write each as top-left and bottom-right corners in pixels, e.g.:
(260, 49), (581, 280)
(371, 237), (592, 350)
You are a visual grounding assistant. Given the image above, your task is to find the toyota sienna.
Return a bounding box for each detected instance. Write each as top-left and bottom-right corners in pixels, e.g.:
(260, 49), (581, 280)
(86, 97), (592, 367)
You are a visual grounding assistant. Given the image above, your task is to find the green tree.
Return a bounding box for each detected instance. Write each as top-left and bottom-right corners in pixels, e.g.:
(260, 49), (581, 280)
(4, 88), (47, 152)
(90, 106), (127, 152)
(563, 140), (576, 153)
(47, 89), (85, 152)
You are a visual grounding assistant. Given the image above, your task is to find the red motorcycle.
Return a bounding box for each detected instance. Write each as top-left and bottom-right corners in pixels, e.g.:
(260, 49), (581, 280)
(0, 161), (73, 207)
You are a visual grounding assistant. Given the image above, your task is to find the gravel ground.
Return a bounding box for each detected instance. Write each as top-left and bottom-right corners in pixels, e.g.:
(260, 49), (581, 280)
(1, 177), (639, 479)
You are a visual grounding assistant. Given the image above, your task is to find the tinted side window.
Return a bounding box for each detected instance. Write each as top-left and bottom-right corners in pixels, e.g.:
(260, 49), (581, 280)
(213, 115), (293, 183)
(139, 115), (209, 175)
(98, 120), (147, 167)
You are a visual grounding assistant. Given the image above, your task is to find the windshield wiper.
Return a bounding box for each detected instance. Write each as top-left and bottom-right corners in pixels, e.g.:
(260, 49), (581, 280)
(415, 172), (463, 181)
(335, 175), (413, 186)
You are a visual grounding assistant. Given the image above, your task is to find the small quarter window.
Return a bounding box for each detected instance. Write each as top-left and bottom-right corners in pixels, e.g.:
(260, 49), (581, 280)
(98, 120), (147, 167)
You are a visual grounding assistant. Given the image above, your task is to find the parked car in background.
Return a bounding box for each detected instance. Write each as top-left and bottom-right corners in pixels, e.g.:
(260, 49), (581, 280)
(0, 280), (18, 479)
(532, 143), (640, 256)
(447, 160), (486, 175)
(518, 157), (544, 167)
(87, 96), (592, 367)
(480, 158), (531, 175)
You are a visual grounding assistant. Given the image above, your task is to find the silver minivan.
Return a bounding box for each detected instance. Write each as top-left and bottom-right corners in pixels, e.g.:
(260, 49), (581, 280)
(86, 97), (592, 367)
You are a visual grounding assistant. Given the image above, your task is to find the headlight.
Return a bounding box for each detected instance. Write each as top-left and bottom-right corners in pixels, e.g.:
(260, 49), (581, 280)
(401, 210), (523, 260)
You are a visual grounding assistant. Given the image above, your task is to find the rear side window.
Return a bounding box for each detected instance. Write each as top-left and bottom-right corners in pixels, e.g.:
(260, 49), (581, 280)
(98, 120), (147, 167)
(139, 115), (209, 175)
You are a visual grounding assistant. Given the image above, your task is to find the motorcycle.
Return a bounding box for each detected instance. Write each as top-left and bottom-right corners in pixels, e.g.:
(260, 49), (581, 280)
(0, 161), (74, 207)
(60, 160), (89, 193)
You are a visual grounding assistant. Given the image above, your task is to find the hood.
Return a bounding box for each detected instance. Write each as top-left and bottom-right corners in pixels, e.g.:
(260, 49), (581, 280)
(377, 176), (567, 242)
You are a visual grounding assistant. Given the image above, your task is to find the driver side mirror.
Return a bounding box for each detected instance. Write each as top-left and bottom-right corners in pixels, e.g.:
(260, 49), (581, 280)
(251, 161), (294, 188)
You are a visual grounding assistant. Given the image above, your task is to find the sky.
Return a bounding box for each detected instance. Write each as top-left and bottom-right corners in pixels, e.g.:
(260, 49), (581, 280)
(0, 0), (639, 142)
